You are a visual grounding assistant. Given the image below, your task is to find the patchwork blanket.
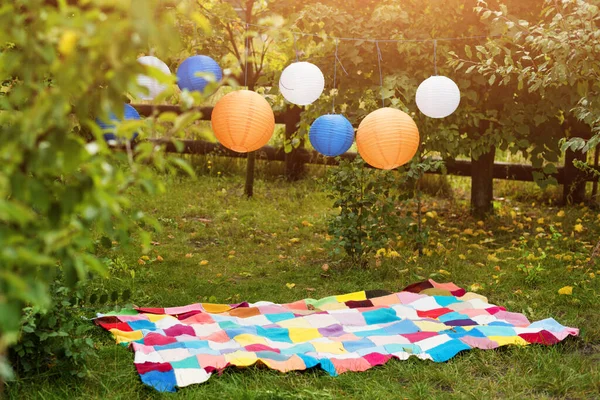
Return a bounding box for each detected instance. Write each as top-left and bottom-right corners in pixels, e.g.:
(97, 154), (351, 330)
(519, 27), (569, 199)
(95, 280), (578, 392)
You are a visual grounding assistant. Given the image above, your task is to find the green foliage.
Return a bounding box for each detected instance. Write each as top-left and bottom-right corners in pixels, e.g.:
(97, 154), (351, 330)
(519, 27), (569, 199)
(0, 0), (206, 379)
(10, 282), (96, 378)
(325, 157), (407, 266)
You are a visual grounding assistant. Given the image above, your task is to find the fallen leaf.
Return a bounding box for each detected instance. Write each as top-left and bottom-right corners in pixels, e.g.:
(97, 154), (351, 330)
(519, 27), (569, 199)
(286, 283), (296, 289)
(305, 287), (316, 292)
(289, 238), (301, 244)
(574, 224), (584, 233)
(301, 220), (313, 227)
(156, 255), (164, 262)
(137, 259), (146, 265)
(558, 286), (573, 295)
(321, 264), (329, 272)
(185, 253), (193, 258)
(199, 260), (209, 266)
(470, 283), (483, 292)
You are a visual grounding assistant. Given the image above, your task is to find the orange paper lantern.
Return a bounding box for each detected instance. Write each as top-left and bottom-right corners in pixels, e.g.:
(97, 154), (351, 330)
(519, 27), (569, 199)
(356, 108), (420, 170)
(211, 90), (275, 153)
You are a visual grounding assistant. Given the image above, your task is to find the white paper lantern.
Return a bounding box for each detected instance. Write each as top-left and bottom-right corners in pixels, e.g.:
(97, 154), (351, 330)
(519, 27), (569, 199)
(279, 61), (325, 106)
(136, 56), (171, 100)
(415, 76), (461, 118)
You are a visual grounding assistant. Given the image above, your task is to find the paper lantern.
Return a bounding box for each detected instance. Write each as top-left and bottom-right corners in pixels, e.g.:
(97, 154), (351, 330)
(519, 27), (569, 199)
(136, 56), (171, 100)
(309, 114), (354, 157)
(211, 90), (275, 153)
(356, 108), (420, 170)
(279, 62), (324, 106)
(415, 76), (460, 118)
(96, 104), (141, 142)
(177, 55), (222, 93)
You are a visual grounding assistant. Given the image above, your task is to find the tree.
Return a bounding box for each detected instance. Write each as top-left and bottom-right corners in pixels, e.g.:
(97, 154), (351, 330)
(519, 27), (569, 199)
(455, 0), (600, 203)
(0, 0), (200, 382)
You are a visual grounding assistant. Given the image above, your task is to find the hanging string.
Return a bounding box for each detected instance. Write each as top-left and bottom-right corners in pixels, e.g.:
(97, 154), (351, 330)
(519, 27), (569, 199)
(293, 34), (299, 62)
(332, 40), (349, 113)
(433, 39), (438, 76)
(244, 23), (249, 88)
(375, 41), (384, 108)
(332, 40), (338, 113)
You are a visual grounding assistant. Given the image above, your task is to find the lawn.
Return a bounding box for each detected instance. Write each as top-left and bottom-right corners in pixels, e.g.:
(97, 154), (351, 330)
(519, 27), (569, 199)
(7, 174), (600, 399)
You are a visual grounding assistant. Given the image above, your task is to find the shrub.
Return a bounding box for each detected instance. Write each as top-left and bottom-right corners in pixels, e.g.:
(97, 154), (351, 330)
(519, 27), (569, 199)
(325, 157), (409, 267)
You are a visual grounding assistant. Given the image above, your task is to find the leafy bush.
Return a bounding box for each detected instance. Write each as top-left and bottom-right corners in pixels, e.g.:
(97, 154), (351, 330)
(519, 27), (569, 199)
(0, 0), (206, 381)
(10, 283), (95, 378)
(325, 157), (408, 266)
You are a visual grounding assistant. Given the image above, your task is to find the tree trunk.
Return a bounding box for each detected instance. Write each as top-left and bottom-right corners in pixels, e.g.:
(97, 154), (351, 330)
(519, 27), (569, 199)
(562, 147), (587, 205)
(471, 147), (496, 218)
(284, 107), (304, 181)
(243, 0), (256, 198)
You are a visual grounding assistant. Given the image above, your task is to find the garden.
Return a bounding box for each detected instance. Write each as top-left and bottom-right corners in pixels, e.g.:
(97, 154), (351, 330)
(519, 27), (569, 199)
(2, 0), (600, 399)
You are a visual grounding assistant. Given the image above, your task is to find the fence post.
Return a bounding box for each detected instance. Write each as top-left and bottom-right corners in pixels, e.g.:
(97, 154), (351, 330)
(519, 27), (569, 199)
(471, 146), (496, 218)
(284, 107), (304, 181)
(562, 147), (587, 205)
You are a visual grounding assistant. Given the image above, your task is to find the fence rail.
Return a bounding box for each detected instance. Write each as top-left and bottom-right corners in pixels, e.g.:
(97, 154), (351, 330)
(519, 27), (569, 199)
(134, 104), (598, 186)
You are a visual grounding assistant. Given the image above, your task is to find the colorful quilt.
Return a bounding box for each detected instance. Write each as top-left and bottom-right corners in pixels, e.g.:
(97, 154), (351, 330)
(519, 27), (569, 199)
(95, 280), (579, 392)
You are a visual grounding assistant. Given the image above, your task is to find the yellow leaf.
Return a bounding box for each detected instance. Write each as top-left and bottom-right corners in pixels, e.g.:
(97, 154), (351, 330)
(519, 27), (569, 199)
(185, 253), (193, 258)
(286, 283), (296, 289)
(556, 210), (565, 218)
(487, 254), (500, 262)
(137, 259), (146, 265)
(438, 269), (451, 276)
(558, 286), (573, 295)
(58, 30), (78, 56)
(463, 228), (474, 235)
(574, 224), (584, 233)
(301, 220), (313, 227)
(199, 260), (209, 266)
(156, 255), (164, 262)
(141, 255), (150, 261)
(537, 218), (545, 224)
(425, 211), (436, 219)
(376, 248), (387, 257)
(289, 238), (301, 244)
(477, 221), (484, 227)
(458, 254), (466, 260)
(386, 250), (400, 258)
(470, 283), (483, 292)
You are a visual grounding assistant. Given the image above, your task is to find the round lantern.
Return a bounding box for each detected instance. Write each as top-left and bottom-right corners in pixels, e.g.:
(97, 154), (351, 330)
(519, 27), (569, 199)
(356, 108), (420, 170)
(309, 114), (354, 157)
(279, 62), (325, 106)
(211, 90), (275, 153)
(415, 76), (460, 118)
(176, 55), (222, 93)
(136, 56), (171, 100)
(96, 104), (141, 142)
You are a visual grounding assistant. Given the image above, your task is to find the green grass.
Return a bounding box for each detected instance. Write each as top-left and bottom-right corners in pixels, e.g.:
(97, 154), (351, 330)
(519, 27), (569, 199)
(7, 174), (600, 399)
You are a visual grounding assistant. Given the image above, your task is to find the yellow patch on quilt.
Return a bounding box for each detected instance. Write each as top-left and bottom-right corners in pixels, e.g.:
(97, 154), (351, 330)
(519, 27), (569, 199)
(288, 328), (322, 343)
(413, 321), (448, 332)
(312, 341), (347, 354)
(335, 291), (367, 303)
(202, 303), (232, 313)
(233, 334), (268, 346)
(489, 336), (529, 347)
(146, 314), (171, 322)
(110, 329), (143, 344)
(225, 351), (258, 366)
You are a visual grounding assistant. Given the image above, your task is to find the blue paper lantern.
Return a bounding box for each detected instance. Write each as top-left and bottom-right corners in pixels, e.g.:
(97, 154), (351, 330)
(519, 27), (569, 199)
(309, 114), (355, 157)
(96, 103), (141, 142)
(176, 55), (222, 93)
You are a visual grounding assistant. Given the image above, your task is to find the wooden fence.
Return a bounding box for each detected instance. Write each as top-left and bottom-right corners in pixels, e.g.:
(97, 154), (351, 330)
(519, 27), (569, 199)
(133, 104), (597, 205)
